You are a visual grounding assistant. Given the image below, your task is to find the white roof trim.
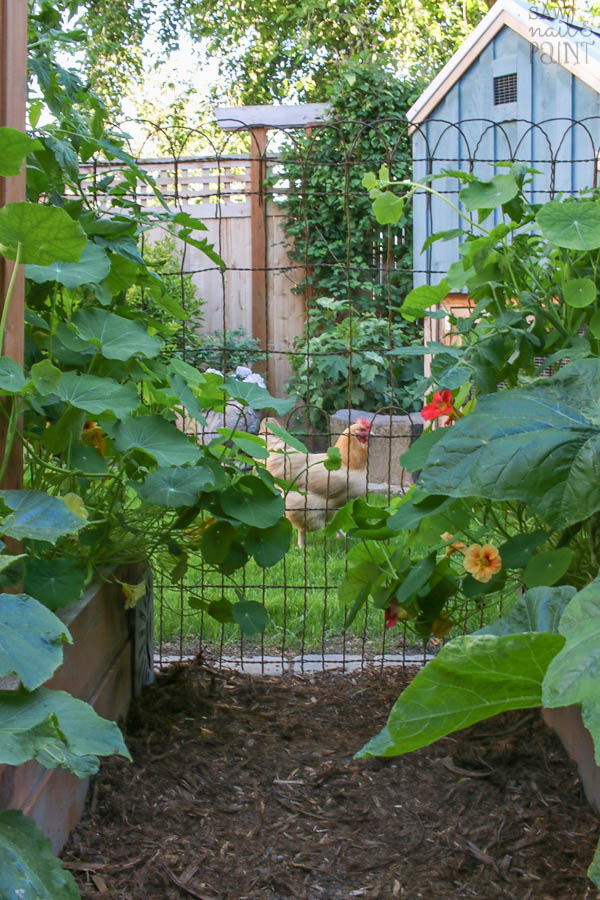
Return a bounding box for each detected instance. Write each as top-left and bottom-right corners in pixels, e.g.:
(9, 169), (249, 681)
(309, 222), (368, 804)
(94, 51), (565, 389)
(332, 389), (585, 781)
(407, 0), (600, 125)
(214, 103), (329, 131)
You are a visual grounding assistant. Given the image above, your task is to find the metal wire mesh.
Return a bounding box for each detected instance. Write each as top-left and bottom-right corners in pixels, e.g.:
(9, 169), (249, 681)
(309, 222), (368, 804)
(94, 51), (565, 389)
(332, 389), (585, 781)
(85, 115), (600, 674)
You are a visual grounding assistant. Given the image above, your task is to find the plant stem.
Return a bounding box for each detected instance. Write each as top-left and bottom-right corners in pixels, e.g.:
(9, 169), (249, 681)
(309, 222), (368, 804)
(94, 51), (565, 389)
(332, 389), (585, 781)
(0, 242), (22, 354)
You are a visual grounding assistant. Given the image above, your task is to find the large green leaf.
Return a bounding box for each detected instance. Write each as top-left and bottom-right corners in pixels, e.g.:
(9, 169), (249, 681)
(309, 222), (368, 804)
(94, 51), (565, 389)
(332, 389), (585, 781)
(477, 585), (576, 637)
(0, 202), (87, 264)
(543, 577), (600, 763)
(57, 371), (139, 419)
(25, 242), (110, 287)
(220, 475), (284, 527)
(0, 490), (87, 543)
(0, 356), (26, 394)
(24, 559), (86, 612)
(71, 308), (161, 360)
(459, 174), (519, 212)
(0, 810), (80, 899)
(420, 360), (600, 528)
(537, 200), (600, 251)
(0, 687), (131, 776)
(356, 632), (564, 758)
(134, 465), (218, 506)
(0, 128), (42, 176)
(246, 517), (293, 567)
(0, 593), (72, 690)
(113, 415), (200, 467)
(399, 428), (447, 473)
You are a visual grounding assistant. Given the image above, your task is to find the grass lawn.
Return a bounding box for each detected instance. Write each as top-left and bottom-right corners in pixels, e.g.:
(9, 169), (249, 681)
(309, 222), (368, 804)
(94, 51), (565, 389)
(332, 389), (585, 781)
(153, 530), (512, 657)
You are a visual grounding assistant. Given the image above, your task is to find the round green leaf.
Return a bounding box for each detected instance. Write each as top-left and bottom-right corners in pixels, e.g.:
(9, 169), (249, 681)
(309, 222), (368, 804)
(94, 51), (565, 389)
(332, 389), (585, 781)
(589, 309), (600, 339)
(24, 558), (86, 612)
(0, 593), (72, 690)
(246, 517), (293, 567)
(207, 598), (234, 624)
(26, 242), (110, 288)
(0, 202), (87, 264)
(523, 548), (573, 588)
(537, 200), (600, 251)
(70, 444), (108, 474)
(135, 465), (218, 506)
(0, 356), (26, 394)
(199, 521), (236, 565)
(497, 530), (549, 569)
(459, 175), (519, 212)
(113, 415), (200, 467)
(0, 810), (80, 899)
(30, 359), (62, 396)
(57, 371), (139, 418)
(562, 278), (596, 308)
(220, 475), (284, 527)
(0, 490), (87, 543)
(232, 599), (269, 635)
(72, 308), (161, 360)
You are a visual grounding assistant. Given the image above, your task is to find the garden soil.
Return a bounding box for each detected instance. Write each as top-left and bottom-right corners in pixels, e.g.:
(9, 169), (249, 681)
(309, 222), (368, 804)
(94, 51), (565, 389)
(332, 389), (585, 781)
(64, 660), (600, 899)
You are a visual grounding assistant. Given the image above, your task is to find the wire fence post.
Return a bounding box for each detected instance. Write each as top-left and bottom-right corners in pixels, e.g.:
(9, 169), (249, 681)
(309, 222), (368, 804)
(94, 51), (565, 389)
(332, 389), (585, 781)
(250, 126), (269, 388)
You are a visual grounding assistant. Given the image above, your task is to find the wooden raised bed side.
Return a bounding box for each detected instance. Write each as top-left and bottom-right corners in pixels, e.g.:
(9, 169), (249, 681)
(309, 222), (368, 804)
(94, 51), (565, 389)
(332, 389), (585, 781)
(0, 565), (153, 853)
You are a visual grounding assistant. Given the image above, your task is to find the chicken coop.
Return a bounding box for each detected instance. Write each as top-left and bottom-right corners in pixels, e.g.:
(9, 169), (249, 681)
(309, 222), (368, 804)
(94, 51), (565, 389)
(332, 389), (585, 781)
(409, 0), (600, 340)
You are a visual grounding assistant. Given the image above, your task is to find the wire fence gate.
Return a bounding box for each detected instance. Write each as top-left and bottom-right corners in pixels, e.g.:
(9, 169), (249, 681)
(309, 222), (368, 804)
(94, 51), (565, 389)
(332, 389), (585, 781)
(88, 113), (600, 675)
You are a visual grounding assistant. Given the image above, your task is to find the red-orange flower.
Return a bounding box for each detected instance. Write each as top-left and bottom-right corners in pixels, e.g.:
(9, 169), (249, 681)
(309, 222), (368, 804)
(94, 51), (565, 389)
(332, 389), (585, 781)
(81, 420), (106, 456)
(422, 389), (455, 422)
(384, 599), (400, 630)
(463, 543), (502, 583)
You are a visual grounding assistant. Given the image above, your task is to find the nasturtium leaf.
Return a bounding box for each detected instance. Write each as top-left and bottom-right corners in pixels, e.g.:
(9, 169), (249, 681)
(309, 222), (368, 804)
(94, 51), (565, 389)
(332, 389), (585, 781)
(220, 475), (284, 528)
(224, 377), (295, 415)
(103, 253), (139, 293)
(199, 521), (236, 565)
(543, 577), (600, 763)
(497, 530), (549, 569)
(113, 415), (200, 467)
(232, 600), (269, 635)
(72, 308), (161, 360)
(207, 598), (234, 624)
(0, 202), (87, 264)
(25, 242), (110, 288)
(0, 127), (42, 176)
(420, 359), (600, 529)
(23, 558), (86, 612)
(0, 490), (87, 543)
(69, 444), (108, 475)
(537, 200), (600, 250)
(0, 593), (72, 690)
(30, 359), (62, 396)
(42, 407), (86, 454)
(523, 548), (573, 588)
(356, 632), (564, 758)
(0, 810), (80, 900)
(0, 356), (26, 394)
(563, 278), (596, 308)
(246, 518), (293, 567)
(134, 465), (217, 506)
(477, 585), (576, 636)
(459, 175), (519, 212)
(372, 191), (404, 225)
(57, 372), (139, 419)
(0, 687), (131, 776)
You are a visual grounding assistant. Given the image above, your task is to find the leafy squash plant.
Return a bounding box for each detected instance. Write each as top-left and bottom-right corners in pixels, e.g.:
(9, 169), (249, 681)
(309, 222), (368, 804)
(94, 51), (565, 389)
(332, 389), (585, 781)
(347, 166), (600, 886)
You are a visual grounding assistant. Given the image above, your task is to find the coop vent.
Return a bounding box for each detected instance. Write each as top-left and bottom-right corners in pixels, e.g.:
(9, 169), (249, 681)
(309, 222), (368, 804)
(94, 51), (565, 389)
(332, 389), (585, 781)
(494, 73), (517, 105)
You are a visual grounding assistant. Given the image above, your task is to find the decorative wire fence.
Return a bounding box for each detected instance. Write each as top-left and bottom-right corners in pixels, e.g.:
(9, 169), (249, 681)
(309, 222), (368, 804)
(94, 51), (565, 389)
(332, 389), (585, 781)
(86, 115), (600, 674)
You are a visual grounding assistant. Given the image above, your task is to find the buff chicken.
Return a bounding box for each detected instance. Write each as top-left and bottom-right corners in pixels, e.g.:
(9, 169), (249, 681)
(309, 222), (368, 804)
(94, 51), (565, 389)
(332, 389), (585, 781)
(261, 417), (371, 548)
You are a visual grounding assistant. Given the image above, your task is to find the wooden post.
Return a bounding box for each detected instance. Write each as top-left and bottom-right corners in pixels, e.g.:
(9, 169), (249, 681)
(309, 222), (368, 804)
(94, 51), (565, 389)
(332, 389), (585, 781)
(0, 0), (27, 490)
(249, 126), (269, 388)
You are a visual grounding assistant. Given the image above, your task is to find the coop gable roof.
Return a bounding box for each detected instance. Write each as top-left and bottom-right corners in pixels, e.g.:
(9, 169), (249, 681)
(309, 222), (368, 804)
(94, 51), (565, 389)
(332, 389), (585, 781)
(407, 0), (600, 125)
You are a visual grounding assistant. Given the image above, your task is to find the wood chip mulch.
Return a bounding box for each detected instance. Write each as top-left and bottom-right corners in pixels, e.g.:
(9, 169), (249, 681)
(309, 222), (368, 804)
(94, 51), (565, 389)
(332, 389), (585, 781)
(63, 659), (600, 899)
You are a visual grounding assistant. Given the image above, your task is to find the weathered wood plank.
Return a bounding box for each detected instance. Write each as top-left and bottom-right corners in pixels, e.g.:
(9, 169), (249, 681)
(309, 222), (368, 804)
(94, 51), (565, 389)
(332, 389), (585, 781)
(215, 104), (329, 130)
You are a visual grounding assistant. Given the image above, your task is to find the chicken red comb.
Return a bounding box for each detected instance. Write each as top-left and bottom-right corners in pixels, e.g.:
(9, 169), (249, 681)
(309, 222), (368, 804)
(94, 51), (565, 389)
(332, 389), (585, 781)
(355, 418), (371, 430)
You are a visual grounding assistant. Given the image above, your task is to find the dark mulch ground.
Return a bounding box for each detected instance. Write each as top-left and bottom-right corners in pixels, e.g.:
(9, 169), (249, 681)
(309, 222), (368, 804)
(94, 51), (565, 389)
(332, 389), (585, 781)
(63, 660), (600, 899)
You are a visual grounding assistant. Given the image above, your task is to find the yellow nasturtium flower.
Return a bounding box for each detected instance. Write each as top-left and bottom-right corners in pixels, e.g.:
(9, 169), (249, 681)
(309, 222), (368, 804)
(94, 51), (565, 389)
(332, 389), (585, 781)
(62, 492), (88, 520)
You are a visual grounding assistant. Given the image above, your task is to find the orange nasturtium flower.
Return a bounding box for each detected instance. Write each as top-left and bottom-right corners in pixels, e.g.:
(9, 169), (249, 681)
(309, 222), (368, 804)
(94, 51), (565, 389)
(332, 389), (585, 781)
(463, 543), (502, 583)
(422, 389), (455, 422)
(81, 420), (106, 456)
(441, 532), (467, 556)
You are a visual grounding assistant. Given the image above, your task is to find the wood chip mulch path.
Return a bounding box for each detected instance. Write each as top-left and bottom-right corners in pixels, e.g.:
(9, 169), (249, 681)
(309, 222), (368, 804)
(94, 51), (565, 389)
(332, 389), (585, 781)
(63, 659), (600, 899)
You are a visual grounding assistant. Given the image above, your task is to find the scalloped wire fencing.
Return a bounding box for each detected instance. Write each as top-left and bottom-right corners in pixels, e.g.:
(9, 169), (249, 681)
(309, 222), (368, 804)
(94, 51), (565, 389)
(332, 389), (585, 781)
(80, 114), (600, 675)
